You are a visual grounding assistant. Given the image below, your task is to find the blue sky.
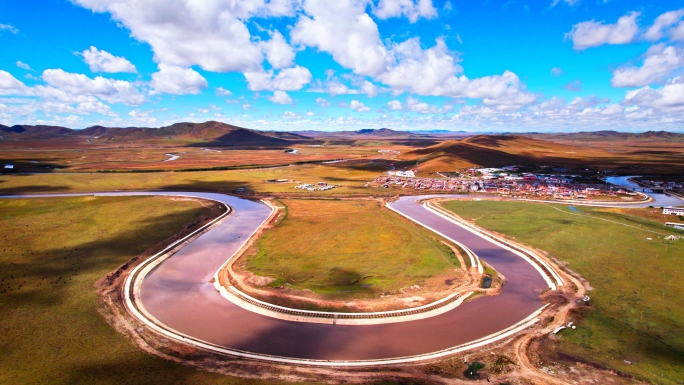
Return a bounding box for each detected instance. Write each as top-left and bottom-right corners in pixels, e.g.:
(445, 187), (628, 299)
(1, 0), (683, 132)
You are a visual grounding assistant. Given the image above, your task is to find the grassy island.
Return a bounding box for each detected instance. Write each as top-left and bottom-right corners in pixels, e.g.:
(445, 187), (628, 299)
(246, 199), (461, 297)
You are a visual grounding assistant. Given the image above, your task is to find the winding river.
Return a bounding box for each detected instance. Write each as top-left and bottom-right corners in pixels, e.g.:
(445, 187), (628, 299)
(1, 177), (679, 363)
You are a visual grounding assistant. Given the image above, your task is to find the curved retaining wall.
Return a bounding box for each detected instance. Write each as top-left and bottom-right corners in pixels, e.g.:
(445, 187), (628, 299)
(219, 285), (472, 325)
(386, 203), (484, 274)
(215, 199), (483, 324)
(424, 200), (563, 289)
(2, 192), (553, 365)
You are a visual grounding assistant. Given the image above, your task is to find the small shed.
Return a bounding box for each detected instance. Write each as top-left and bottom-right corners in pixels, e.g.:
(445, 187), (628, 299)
(481, 276), (493, 289)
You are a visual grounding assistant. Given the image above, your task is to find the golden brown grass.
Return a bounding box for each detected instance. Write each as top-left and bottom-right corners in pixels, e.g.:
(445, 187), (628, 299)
(246, 199), (460, 297)
(400, 135), (684, 175)
(0, 161), (396, 196)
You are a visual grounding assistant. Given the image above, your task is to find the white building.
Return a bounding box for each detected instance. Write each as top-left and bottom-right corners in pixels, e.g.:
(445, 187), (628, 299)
(663, 207), (684, 215)
(390, 170), (415, 178)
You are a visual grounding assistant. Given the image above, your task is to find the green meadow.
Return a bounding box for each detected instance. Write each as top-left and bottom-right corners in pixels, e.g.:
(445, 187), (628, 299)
(441, 200), (684, 384)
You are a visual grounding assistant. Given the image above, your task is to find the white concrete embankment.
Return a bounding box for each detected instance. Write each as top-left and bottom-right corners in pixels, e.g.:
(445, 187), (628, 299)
(219, 285), (472, 325)
(212, 198), (474, 325)
(3, 192), (549, 367)
(424, 200), (563, 290)
(385, 202), (484, 274)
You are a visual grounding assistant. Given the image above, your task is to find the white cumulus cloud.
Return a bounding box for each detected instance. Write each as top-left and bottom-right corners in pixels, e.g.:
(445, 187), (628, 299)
(269, 90), (293, 104)
(150, 64), (208, 95)
(373, 0), (437, 23)
(81, 46), (137, 73)
(215, 87), (232, 96)
(315, 97), (330, 107)
(611, 45), (684, 87)
(567, 12), (640, 50)
(260, 30), (296, 69)
(387, 97), (453, 113)
(0, 70), (27, 94)
(41, 68), (144, 105)
(16, 61), (32, 71)
(622, 77), (684, 111)
(282, 111), (301, 118)
(292, 1), (533, 108)
(350, 99), (371, 112)
(644, 9), (684, 41)
(377, 38), (462, 95)
(72, 0), (299, 73)
(671, 21), (684, 41)
(291, 0), (390, 77)
(244, 66), (312, 91)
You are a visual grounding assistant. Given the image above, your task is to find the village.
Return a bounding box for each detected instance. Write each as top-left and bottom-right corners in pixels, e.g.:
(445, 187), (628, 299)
(370, 167), (639, 201)
(631, 178), (684, 191)
(294, 182), (338, 191)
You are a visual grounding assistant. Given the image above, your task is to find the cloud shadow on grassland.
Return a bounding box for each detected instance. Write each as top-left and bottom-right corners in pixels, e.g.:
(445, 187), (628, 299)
(0, 184), (70, 195)
(0, 206), (214, 308)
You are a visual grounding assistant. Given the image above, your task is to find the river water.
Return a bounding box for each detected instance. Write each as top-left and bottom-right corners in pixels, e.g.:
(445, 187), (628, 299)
(603, 175), (683, 207)
(2, 184), (678, 362)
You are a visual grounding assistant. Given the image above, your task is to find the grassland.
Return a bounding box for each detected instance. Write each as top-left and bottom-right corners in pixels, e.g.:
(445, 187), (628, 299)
(0, 196), (266, 385)
(4, 133), (683, 177)
(440, 200), (684, 384)
(245, 199), (460, 297)
(0, 139), (412, 172)
(0, 161), (398, 197)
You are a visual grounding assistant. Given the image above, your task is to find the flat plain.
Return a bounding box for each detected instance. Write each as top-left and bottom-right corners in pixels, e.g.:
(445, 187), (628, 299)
(440, 200), (684, 385)
(0, 161), (395, 196)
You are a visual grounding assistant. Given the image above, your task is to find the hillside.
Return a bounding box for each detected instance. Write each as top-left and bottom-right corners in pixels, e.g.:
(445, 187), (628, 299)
(529, 130), (684, 141)
(0, 121), (309, 148)
(293, 128), (423, 139)
(0, 124), (73, 139)
(402, 135), (612, 172)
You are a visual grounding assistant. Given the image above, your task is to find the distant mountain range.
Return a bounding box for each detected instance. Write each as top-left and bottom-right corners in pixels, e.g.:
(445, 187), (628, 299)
(291, 127), (426, 138)
(529, 130), (684, 140)
(2, 122), (682, 145)
(0, 121), (311, 148)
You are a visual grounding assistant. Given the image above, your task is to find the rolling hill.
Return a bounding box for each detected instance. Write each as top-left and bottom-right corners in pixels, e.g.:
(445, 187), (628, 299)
(529, 130), (684, 141)
(0, 121), (310, 148)
(402, 135), (613, 172)
(292, 127), (424, 139)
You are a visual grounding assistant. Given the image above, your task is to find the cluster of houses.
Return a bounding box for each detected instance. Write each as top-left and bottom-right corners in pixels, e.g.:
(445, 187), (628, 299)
(663, 207), (684, 215)
(294, 182), (337, 191)
(661, 207), (684, 231)
(465, 167), (580, 182)
(637, 179), (684, 190)
(666, 223), (684, 230)
(373, 173), (630, 200)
